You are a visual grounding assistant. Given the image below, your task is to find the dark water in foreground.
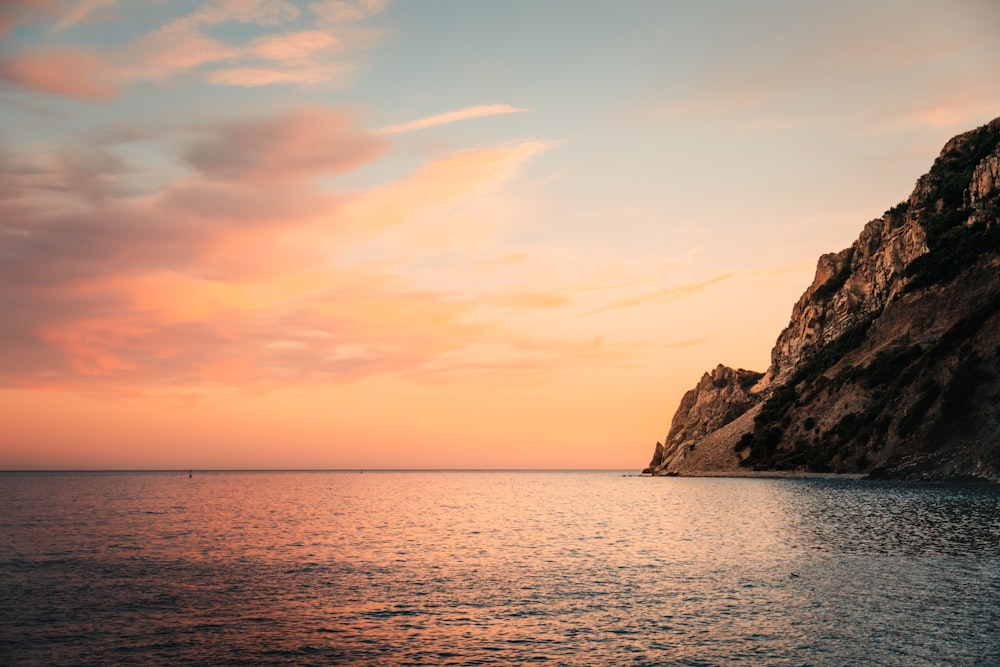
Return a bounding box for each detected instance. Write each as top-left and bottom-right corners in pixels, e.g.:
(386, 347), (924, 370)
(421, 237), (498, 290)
(1, 471), (998, 666)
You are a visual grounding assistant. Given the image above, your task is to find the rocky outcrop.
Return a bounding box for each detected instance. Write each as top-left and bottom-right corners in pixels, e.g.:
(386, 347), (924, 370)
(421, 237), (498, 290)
(643, 441), (665, 474)
(645, 116), (1000, 481)
(764, 210), (927, 387)
(969, 151), (1000, 204)
(968, 150), (1000, 226)
(643, 365), (763, 475)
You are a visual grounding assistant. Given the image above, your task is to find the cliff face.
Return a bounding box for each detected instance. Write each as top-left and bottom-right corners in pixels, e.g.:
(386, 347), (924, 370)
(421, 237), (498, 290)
(646, 117), (1000, 481)
(764, 211), (927, 388)
(643, 365), (762, 475)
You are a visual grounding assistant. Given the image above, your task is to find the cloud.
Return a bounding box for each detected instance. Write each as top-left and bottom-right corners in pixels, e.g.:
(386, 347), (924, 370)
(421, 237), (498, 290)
(311, 0), (387, 24)
(0, 141), (138, 212)
(122, 2), (306, 81)
(648, 2), (1000, 135)
(397, 334), (637, 387)
(500, 292), (571, 309)
(858, 91), (1000, 136)
(247, 29), (341, 61)
(0, 109), (578, 393)
(337, 140), (550, 237)
(122, 21), (238, 81)
(206, 65), (348, 87)
(207, 29), (352, 87)
(583, 273), (736, 316)
(4, 0), (383, 100)
(139, 1), (378, 89)
(662, 337), (708, 349)
(183, 107), (386, 182)
(0, 47), (118, 100)
(2, 0), (123, 38)
(49, 0), (117, 34)
(186, 0), (300, 26)
(377, 104), (528, 135)
(0, 0), (54, 38)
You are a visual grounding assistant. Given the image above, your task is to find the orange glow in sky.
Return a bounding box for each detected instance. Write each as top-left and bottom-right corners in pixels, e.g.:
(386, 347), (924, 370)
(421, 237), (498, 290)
(1, 1), (999, 469)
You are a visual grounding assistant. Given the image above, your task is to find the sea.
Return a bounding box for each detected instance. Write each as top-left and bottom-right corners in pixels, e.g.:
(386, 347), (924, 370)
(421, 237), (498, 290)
(1, 471), (998, 666)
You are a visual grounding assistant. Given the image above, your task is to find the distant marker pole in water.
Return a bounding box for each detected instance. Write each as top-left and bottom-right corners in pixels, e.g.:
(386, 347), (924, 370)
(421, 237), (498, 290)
(189, 469), (192, 478)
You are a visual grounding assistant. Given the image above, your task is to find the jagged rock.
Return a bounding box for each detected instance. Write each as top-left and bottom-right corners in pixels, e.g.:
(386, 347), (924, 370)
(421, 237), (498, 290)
(764, 208), (928, 387)
(649, 365), (763, 475)
(642, 441), (665, 474)
(969, 151), (999, 205)
(967, 145), (1000, 226)
(646, 116), (1000, 480)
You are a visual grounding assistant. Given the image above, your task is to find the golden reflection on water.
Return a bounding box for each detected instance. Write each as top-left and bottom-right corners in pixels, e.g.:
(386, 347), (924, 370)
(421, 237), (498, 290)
(1, 471), (998, 665)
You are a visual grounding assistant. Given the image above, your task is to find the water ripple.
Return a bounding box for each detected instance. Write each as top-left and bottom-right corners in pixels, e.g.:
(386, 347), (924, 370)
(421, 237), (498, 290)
(0, 471), (997, 666)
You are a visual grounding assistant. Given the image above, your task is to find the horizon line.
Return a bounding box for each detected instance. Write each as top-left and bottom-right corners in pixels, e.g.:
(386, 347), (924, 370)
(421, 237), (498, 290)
(0, 468), (637, 473)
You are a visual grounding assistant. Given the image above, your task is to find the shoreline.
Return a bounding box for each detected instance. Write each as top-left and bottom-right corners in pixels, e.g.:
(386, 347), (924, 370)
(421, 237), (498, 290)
(640, 470), (1000, 483)
(642, 470), (867, 479)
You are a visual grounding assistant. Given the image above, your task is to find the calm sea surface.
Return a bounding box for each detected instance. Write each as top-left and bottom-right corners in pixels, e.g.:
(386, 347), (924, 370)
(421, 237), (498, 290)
(1, 471), (998, 666)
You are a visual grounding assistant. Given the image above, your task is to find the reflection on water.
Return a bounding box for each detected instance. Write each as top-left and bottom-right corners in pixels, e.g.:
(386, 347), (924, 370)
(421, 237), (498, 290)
(779, 478), (1000, 556)
(0, 472), (997, 665)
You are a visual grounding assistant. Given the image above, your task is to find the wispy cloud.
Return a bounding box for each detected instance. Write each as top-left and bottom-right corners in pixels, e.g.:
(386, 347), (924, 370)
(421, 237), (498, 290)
(583, 274), (736, 316)
(662, 337), (709, 349)
(0, 107), (584, 393)
(336, 140), (551, 241)
(48, 0), (118, 34)
(499, 292), (571, 310)
(311, 0), (388, 25)
(0, 0), (54, 39)
(647, 2), (1000, 136)
(0, 47), (117, 100)
(185, 0), (301, 26)
(183, 107), (386, 183)
(208, 30), (353, 87)
(377, 104), (528, 135)
(1, 1), (385, 100)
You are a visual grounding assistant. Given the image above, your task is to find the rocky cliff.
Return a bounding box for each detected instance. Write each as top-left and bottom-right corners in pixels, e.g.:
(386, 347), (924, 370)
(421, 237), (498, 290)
(644, 117), (1000, 481)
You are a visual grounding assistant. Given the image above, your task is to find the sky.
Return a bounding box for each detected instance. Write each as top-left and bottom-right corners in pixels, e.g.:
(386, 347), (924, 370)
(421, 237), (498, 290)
(1, 0), (999, 470)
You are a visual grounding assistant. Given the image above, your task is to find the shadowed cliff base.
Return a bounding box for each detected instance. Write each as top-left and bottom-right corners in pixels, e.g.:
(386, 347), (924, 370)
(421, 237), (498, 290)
(645, 116), (1000, 482)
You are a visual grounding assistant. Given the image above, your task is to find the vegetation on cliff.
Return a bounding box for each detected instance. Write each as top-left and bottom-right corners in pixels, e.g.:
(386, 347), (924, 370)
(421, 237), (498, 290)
(647, 117), (1000, 481)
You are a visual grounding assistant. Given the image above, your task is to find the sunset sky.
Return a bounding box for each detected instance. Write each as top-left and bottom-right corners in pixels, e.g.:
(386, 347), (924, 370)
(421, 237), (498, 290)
(1, 0), (999, 469)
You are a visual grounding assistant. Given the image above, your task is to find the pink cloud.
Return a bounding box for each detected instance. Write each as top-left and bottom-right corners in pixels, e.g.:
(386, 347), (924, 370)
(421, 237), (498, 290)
(0, 145), (132, 212)
(1, 47), (118, 100)
(188, 0), (301, 27)
(311, 0), (387, 25)
(0, 0), (54, 38)
(0, 0), (120, 37)
(49, 0), (118, 34)
(377, 104), (528, 135)
(115, 3), (308, 84)
(161, 181), (339, 229)
(184, 107), (386, 182)
(249, 29), (341, 60)
(123, 21), (237, 80)
(207, 64), (351, 87)
(122, 1), (374, 90)
(0, 109), (564, 393)
(2, 1), (384, 100)
(583, 274), (737, 316)
(205, 29), (351, 87)
(339, 140), (550, 234)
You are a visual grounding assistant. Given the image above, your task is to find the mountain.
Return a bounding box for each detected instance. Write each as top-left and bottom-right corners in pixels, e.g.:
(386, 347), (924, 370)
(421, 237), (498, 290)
(644, 117), (1000, 481)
